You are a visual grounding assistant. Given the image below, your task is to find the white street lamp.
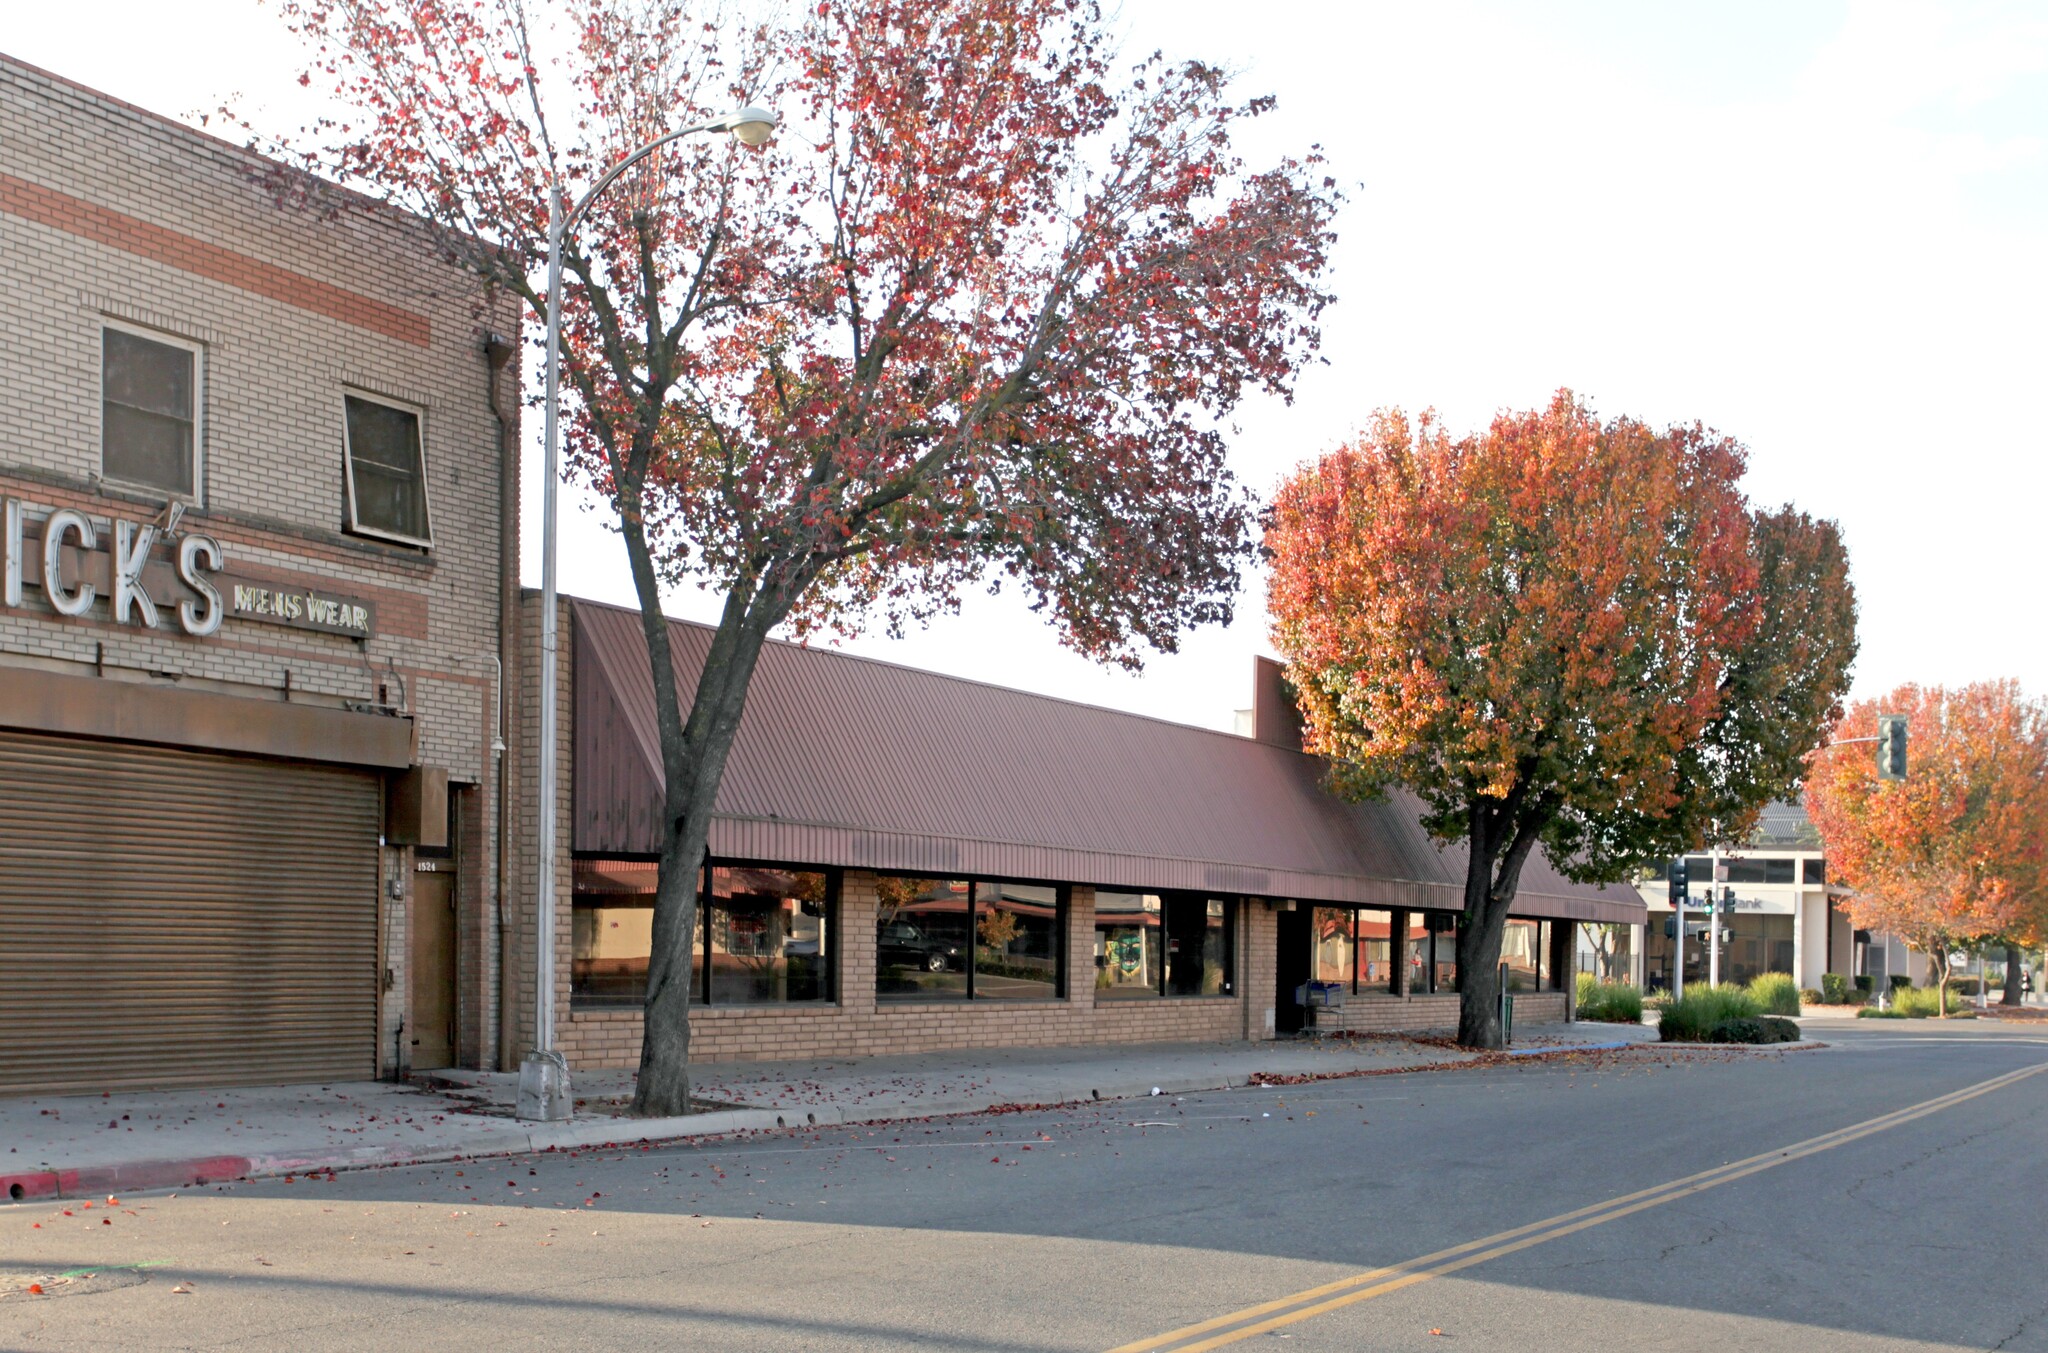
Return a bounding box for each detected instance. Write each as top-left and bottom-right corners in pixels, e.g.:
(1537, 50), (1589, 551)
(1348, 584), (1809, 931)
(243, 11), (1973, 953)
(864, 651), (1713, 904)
(516, 105), (779, 1122)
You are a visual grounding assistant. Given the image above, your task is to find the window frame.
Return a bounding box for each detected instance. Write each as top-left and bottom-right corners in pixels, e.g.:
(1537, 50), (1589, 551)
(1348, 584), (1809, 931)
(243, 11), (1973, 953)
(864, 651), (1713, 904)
(872, 872), (1070, 1003)
(340, 388), (435, 549)
(700, 859), (840, 1007)
(1092, 891), (1237, 1001)
(99, 319), (205, 504)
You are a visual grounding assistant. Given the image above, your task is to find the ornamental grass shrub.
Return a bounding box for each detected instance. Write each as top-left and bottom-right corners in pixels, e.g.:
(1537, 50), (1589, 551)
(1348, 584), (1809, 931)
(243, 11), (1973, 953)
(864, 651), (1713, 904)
(1854, 986), (1975, 1018)
(1575, 973), (1644, 1023)
(1657, 985), (1761, 1041)
(1747, 972), (1802, 1016)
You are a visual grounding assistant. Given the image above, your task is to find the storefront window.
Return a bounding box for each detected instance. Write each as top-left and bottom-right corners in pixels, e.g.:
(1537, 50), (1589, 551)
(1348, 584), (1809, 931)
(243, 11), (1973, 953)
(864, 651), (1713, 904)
(571, 859), (834, 1008)
(1426, 913), (1459, 992)
(875, 877), (972, 1001)
(1165, 896), (1234, 996)
(706, 866), (833, 1005)
(1313, 907), (1354, 988)
(1095, 892), (1234, 998)
(876, 876), (1066, 1002)
(1353, 910), (1395, 993)
(1095, 892), (1163, 999)
(976, 882), (1061, 999)
(1501, 918), (1541, 991)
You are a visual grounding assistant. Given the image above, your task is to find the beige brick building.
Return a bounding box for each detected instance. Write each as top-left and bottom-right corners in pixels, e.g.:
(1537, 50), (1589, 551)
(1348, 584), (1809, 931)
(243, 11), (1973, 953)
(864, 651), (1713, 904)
(0, 56), (519, 1094)
(510, 597), (1631, 1074)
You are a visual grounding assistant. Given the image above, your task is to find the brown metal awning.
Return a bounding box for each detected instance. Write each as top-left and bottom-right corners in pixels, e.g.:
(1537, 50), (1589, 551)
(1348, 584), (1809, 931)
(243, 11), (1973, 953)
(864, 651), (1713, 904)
(570, 599), (1643, 926)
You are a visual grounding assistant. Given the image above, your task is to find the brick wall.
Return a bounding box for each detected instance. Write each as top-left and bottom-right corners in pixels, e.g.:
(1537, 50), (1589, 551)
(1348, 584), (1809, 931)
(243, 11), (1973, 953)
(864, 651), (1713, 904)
(558, 872), (1246, 1069)
(1319, 989), (1570, 1035)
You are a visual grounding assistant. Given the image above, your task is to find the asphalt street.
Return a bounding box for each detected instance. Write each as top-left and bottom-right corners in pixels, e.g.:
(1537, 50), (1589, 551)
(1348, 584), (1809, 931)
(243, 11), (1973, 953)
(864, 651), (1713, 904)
(4, 1020), (2045, 1351)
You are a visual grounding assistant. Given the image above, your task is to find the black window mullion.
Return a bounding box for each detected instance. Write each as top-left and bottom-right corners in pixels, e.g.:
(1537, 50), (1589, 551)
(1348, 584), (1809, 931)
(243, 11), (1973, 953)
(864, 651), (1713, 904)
(966, 878), (977, 1001)
(701, 858), (714, 1004)
(1157, 894), (1169, 998)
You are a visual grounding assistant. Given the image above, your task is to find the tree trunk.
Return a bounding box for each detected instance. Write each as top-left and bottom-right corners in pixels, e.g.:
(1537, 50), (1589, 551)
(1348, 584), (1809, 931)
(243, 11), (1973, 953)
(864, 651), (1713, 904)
(1455, 892), (1509, 1049)
(624, 580), (786, 1118)
(2003, 942), (2024, 1006)
(632, 799), (713, 1116)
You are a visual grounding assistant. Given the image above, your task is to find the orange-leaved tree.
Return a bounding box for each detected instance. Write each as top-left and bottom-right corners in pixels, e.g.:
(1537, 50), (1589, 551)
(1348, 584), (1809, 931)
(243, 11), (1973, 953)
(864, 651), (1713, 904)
(1804, 682), (2048, 1014)
(1267, 392), (1857, 1048)
(269, 0), (1339, 1113)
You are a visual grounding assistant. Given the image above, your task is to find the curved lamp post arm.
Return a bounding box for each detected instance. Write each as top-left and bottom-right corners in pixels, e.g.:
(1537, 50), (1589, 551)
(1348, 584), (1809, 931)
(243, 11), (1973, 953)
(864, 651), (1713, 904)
(517, 104), (775, 1123)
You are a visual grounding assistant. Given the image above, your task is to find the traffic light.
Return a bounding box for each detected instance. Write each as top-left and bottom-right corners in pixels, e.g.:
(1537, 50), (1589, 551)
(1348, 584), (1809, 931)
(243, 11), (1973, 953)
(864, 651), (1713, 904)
(1717, 887), (1736, 918)
(1878, 714), (1908, 781)
(1668, 856), (1689, 910)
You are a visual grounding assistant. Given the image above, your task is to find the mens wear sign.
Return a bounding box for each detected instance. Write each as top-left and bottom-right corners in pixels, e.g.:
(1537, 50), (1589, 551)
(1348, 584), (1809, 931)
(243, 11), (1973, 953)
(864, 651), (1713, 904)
(2, 497), (376, 640)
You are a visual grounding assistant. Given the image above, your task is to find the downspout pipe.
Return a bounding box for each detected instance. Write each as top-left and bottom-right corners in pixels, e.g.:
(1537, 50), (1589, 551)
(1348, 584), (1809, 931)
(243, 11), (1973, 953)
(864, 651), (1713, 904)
(484, 329), (520, 1072)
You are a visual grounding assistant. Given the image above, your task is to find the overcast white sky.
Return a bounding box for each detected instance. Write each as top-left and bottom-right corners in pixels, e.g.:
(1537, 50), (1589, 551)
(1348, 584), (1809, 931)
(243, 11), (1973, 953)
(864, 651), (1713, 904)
(7, 1), (2045, 729)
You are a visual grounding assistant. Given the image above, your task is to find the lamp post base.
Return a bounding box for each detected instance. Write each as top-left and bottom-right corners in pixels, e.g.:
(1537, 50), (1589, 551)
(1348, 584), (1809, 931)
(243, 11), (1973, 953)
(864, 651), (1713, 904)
(515, 1049), (573, 1122)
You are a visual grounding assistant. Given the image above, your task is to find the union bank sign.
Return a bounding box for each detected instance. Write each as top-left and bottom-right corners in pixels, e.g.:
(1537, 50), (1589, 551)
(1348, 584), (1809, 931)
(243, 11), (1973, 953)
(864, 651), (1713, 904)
(2, 498), (376, 640)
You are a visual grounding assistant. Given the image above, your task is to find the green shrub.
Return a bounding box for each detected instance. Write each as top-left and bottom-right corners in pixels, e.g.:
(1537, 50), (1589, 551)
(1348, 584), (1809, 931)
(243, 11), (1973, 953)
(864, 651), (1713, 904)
(1747, 972), (1802, 1016)
(1576, 974), (1644, 1023)
(1799, 987), (1825, 1006)
(1857, 1006), (1908, 1019)
(1658, 985), (1761, 1041)
(1854, 975), (1874, 994)
(1890, 974), (1914, 992)
(1821, 973), (1851, 1005)
(1707, 1015), (1802, 1044)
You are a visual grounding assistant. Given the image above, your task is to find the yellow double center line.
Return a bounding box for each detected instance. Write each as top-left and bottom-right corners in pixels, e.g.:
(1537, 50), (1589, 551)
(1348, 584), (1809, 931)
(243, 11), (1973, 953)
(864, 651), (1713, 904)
(1111, 1060), (2048, 1352)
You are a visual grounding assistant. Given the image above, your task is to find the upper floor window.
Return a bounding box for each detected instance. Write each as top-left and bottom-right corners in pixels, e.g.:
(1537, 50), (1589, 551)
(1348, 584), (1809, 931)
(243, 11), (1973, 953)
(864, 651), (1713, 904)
(343, 392), (432, 547)
(101, 324), (200, 499)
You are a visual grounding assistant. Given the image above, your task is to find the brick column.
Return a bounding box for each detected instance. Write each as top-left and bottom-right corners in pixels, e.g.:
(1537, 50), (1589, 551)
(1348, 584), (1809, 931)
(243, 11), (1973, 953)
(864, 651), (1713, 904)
(1244, 899), (1276, 1040)
(838, 870), (879, 1014)
(1068, 885), (1097, 1008)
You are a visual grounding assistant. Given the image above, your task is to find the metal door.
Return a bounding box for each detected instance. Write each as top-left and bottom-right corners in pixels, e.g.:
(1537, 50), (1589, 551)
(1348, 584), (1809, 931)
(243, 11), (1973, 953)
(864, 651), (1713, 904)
(0, 730), (380, 1095)
(407, 871), (457, 1070)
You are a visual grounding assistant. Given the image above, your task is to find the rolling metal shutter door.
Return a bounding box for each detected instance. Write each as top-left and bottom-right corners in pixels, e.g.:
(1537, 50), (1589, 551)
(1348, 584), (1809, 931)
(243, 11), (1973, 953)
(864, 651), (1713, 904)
(0, 730), (380, 1095)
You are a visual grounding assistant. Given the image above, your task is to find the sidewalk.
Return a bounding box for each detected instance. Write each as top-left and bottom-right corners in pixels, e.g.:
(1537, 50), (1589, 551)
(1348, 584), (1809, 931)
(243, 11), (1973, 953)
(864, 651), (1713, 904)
(1, 1022), (1653, 1203)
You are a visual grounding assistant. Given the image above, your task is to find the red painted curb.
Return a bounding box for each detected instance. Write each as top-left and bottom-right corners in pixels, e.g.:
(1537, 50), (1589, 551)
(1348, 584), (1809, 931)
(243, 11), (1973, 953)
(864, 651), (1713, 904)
(2, 1154), (252, 1203)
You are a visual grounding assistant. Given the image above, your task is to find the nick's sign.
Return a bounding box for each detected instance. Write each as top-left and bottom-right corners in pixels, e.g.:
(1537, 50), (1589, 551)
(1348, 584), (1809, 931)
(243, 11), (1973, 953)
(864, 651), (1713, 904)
(2, 498), (376, 640)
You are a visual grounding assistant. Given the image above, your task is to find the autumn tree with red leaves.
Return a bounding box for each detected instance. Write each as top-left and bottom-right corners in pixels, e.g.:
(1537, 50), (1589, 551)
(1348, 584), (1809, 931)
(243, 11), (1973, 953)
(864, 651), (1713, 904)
(1805, 682), (2048, 1014)
(270, 0), (1338, 1112)
(1266, 393), (1857, 1048)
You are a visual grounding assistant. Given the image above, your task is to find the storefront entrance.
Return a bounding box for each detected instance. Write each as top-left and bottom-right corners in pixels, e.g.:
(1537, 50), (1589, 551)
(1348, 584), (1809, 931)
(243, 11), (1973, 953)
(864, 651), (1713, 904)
(0, 730), (381, 1095)
(1274, 906), (1310, 1034)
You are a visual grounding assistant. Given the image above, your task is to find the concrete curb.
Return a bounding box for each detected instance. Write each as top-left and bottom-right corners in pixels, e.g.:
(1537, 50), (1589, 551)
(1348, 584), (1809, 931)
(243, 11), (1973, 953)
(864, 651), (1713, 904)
(0, 1045), (1696, 1201)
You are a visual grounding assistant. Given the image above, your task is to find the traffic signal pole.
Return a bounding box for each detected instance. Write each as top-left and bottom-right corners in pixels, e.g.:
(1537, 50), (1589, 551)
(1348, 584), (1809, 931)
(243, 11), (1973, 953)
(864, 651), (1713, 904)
(1708, 845), (1722, 988)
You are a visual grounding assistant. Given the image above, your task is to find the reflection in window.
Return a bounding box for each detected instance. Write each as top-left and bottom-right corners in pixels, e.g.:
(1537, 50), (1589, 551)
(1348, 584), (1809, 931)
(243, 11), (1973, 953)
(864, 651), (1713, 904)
(570, 859), (833, 1007)
(976, 882), (1061, 1000)
(1501, 918), (1541, 992)
(1313, 907), (1354, 988)
(1165, 896), (1232, 996)
(1353, 909), (1394, 993)
(1094, 892), (1162, 999)
(1095, 893), (1234, 998)
(875, 876), (1066, 1002)
(1412, 912), (1458, 993)
(875, 877), (972, 1001)
(707, 866), (832, 1004)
